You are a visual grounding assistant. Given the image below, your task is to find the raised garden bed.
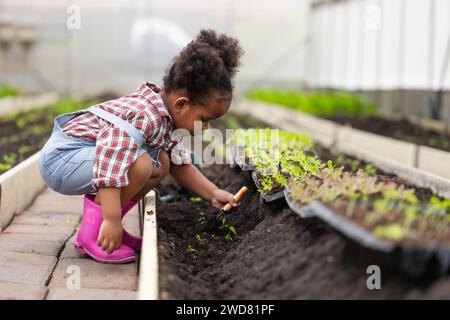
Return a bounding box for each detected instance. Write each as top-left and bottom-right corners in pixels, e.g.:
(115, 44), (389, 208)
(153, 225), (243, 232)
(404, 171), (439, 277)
(157, 164), (450, 299)
(329, 116), (450, 152)
(155, 112), (450, 299)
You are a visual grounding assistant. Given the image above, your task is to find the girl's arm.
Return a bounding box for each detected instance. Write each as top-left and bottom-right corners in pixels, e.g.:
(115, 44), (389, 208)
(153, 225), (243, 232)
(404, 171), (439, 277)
(170, 164), (238, 209)
(96, 187), (123, 254)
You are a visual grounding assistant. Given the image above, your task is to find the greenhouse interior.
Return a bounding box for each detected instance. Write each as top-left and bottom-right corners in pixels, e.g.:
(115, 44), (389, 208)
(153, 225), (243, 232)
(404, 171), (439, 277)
(1, 0), (450, 305)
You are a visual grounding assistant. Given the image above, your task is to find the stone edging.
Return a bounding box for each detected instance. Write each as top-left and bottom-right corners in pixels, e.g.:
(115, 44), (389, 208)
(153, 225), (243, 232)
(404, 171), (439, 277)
(137, 190), (159, 300)
(0, 151), (46, 231)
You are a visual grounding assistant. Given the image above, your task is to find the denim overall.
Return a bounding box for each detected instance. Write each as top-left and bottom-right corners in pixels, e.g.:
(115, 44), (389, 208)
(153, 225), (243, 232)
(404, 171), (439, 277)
(38, 106), (161, 195)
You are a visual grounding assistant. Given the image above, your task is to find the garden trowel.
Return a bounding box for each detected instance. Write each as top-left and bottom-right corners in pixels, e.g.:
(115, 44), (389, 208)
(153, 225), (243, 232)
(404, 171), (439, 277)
(215, 186), (249, 223)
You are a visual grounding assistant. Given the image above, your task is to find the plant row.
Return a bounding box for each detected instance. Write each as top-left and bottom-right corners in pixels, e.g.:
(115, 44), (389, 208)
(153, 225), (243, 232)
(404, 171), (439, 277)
(0, 98), (95, 174)
(246, 89), (377, 117)
(0, 84), (21, 98)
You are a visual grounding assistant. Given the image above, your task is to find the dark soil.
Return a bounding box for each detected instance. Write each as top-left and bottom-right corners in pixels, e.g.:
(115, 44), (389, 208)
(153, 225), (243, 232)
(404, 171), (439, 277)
(157, 164), (450, 299)
(328, 116), (450, 152)
(0, 117), (53, 174)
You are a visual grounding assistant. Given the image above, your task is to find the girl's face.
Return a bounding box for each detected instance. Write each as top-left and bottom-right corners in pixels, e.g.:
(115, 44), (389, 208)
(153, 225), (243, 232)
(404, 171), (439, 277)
(163, 89), (231, 135)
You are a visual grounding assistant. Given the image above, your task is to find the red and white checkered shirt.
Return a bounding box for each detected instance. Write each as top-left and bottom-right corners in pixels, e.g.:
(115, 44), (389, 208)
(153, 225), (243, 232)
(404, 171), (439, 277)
(61, 82), (191, 189)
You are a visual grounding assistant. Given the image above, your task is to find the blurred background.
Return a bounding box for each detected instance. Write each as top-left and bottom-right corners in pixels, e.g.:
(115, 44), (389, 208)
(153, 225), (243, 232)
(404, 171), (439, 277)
(0, 0), (449, 120)
(0, 0), (307, 98)
(308, 0), (450, 121)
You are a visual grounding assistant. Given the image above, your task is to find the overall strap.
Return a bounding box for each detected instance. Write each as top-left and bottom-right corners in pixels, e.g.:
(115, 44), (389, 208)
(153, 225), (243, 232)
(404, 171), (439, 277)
(87, 106), (145, 146)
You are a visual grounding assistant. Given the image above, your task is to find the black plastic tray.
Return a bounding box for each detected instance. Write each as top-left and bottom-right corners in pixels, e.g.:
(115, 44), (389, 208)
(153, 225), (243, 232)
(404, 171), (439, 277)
(307, 201), (395, 252)
(229, 145), (256, 171)
(234, 155), (256, 171)
(284, 188), (319, 219)
(251, 171), (285, 203)
(285, 192), (450, 277)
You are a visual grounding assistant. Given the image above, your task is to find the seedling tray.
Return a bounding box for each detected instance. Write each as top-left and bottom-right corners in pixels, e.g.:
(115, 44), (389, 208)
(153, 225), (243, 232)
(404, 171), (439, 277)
(307, 201), (395, 252)
(294, 200), (450, 277)
(251, 171), (285, 203)
(235, 155), (256, 171)
(231, 145), (256, 171)
(238, 162), (256, 171)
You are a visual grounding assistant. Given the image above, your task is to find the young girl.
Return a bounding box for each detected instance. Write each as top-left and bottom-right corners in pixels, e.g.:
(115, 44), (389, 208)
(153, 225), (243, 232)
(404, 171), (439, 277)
(38, 29), (244, 264)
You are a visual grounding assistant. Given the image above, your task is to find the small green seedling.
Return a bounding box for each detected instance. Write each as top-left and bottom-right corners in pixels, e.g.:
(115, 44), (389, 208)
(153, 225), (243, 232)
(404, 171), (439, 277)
(335, 154), (346, 166)
(327, 160), (334, 173)
(350, 160), (360, 172)
(197, 214), (207, 225)
(211, 234), (220, 240)
(364, 164), (376, 176)
(3, 153), (17, 166)
(219, 217), (238, 241)
(374, 224), (406, 241)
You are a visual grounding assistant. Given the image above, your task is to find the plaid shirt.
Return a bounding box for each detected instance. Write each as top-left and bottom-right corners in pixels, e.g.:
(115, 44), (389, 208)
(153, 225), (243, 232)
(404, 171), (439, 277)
(61, 82), (191, 189)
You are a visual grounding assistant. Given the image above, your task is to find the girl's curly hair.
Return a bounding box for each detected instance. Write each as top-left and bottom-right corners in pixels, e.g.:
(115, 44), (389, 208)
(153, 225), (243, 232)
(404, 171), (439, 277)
(163, 29), (244, 105)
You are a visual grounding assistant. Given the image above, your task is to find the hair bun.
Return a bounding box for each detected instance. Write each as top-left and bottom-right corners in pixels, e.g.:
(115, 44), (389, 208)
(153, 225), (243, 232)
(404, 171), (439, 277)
(163, 29), (243, 104)
(196, 29), (243, 77)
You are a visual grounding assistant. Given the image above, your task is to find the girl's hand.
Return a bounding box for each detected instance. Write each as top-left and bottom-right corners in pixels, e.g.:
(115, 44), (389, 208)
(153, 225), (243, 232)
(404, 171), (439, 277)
(97, 219), (123, 254)
(210, 188), (239, 210)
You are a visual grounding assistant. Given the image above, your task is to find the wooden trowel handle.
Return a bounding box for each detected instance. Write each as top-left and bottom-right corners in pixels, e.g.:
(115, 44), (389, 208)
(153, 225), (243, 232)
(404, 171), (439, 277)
(221, 186), (249, 212)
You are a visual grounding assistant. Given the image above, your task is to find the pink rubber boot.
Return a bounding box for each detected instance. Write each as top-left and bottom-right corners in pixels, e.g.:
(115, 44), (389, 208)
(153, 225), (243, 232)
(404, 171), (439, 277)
(74, 194), (136, 264)
(121, 200), (142, 252)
